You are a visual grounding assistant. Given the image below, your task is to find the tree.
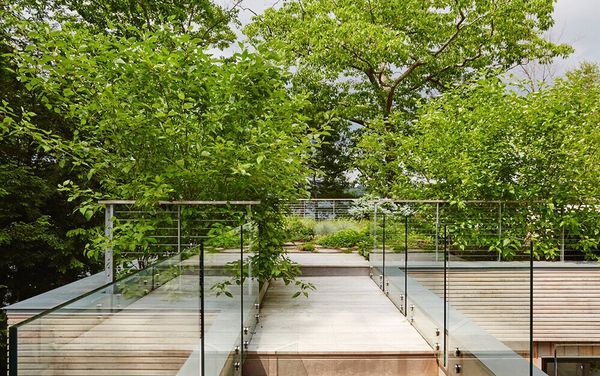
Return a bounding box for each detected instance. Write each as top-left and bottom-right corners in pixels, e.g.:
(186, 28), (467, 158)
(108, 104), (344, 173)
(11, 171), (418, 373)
(246, 0), (572, 194)
(389, 64), (600, 259)
(7, 14), (317, 284)
(291, 71), (356, 197)
(12, 0), (238, 45)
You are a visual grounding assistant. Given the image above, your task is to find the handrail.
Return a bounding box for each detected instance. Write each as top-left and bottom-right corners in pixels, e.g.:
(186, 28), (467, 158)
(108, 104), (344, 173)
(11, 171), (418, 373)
(99, 200), (261, 205)
(9, 250), (188, 330)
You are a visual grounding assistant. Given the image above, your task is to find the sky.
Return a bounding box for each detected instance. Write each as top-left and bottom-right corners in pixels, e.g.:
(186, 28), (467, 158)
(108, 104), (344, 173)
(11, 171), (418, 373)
(552, 0), (600, 73)
(218, 0), (600, 76)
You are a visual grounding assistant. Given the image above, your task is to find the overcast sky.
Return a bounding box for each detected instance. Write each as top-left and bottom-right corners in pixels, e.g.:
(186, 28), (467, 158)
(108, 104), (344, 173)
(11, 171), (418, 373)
(220, 0), (600, 77)
(552, 0), (600, 73)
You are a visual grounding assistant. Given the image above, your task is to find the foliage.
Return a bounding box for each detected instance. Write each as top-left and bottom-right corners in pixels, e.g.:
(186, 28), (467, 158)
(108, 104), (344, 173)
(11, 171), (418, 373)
(357, 240), (370, 259)
(284, 217), (315, 242)
(292, 71), (356, 197)
(348, 194), (414, 219)
(246, 0), (572, 194)
(9, 0), (237, 47)
(314, 219), (366, 236)
(298, 242), (316, 252)
(393, 66), (600, 200)
(385, 64), (600, 259)
(5, 12), (319, 280)
(205, 224), (244, 249)
(316, 228), (370, 249)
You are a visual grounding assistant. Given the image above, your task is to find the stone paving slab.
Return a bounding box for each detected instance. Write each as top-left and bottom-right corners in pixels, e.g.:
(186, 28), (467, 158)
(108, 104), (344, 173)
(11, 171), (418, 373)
(287, 252), (370, 268)
(249, 276), (431, 353)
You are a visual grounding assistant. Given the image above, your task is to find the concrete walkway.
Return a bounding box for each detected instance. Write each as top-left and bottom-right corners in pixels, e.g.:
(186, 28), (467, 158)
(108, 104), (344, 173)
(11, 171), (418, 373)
(249, 276), (431, 353)
(249, 252), (430, 353)
(245, 252), (436, 375)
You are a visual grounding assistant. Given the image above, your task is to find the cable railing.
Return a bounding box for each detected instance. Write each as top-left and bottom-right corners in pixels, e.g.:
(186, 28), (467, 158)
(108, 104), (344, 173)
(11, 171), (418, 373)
(285, 199), (357, 220)
(8, 224), (261, 376)
(369, 201), (600, 376)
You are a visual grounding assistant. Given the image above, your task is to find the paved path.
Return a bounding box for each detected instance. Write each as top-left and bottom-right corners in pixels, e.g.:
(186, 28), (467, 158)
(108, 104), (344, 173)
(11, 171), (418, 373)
(249, 253), (431, 353)
(287, 252), (370, 268)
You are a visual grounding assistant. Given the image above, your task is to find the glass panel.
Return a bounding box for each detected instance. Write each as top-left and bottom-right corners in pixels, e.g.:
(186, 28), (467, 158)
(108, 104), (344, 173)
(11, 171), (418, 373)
(445, 203), (536, 375)
(204, 222), (243, 376)
(405, 202), (447, 368)
(242, 221), (260, 364)
(369, 205), (384, 288)
(11, 252), (202, 376)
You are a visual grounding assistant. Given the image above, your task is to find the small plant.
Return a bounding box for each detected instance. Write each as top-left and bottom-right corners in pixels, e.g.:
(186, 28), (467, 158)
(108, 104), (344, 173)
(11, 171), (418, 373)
(357, 240), (370, 259)
(316, 228), (370, 248)
(205, 223), (242, 249)
(292, 280), (317, 298)
(299, 242), (316, 252)
(284, 217), (315, 242)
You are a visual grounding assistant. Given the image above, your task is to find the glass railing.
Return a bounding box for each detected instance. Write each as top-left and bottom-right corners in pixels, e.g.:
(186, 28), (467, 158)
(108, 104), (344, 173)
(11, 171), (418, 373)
(8, 222), (260, 376)
(367, 200), (600, 376)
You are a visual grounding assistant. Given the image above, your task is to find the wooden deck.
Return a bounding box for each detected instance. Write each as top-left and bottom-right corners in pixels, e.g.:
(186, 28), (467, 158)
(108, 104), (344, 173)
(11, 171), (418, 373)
(408, 268), (600, 344)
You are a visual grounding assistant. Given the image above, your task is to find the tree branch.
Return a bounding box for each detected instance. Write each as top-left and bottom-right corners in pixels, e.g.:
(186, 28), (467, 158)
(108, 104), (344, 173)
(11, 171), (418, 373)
(431, 3), (466, 58)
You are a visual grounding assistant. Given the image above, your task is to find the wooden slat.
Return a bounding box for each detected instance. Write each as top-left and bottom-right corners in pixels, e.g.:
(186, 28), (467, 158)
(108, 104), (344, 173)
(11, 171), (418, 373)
(410, 269), (600, 343)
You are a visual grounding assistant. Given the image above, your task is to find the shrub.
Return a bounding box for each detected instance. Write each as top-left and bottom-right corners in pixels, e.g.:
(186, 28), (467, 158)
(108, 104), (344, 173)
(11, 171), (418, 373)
(206, 230), (240, 249)
(299, 242), (316, 252)
(284, 217), (315, 242)
(357, 240), (370, 259)
(316, 228), (370, 248)
(314, 219), (366, 236)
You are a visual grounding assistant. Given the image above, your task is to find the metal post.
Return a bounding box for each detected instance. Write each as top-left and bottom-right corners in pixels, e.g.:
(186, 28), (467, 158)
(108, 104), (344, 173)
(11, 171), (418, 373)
(560, 206), (565, 262)
(498, 203), (503, 262)
(302, 200), (306, 218)
(151, 265), (155, 291)
(240, 221), (244, 374)
(435, 203), (440, 262)
(554, 347), (558, 376)
(373, 204), (378, 254)
(530, 241), (534, 376)
(404, 216), (408, 316)
(332, 200), (336, 219)
(443, 225), (448, 368)
(104, 204), (114, 284)
(177, 205), (181, 256)
(9, 326), (17, 376)
(200, 239), (205, 376)
(382, 214), (386, 291)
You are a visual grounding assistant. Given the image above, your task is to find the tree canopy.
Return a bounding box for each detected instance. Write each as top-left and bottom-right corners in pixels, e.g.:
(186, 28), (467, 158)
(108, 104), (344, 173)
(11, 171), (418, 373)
(246, 0), (573, 194)
(390, 64), (600, 202)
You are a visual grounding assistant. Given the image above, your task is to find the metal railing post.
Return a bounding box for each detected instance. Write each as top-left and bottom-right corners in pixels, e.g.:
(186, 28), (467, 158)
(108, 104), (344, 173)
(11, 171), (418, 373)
(104, 204), (114, 284)
(373, 204), (378, 254)
(382, 213), (386, 291)
(443, 224), (448, 368)
(560, 205), (565, 262)
(177, 205), (181, 257)
(9, 326), (17, 376)
(530, 241), (534, 376)
(404, 215), (408, 316)
(240, 221), (244, 374)
(498, 202), (503, 262)
(200, 239), (205, 376)
(435, 202), (440, 262)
